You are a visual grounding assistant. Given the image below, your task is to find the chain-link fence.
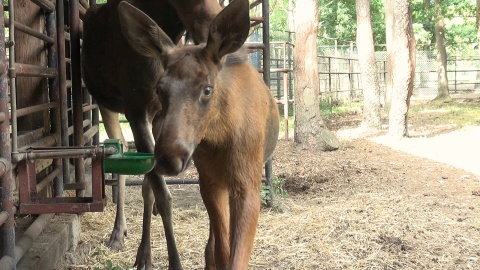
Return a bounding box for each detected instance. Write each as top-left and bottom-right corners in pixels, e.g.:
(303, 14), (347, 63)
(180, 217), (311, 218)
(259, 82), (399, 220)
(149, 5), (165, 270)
(317, 46), (480, 102)
(266, 44), (480, 105)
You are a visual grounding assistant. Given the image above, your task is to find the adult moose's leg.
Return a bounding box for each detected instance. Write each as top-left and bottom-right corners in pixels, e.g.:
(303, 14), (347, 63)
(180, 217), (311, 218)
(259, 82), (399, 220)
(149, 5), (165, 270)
(134, 176), (155, 269)
(127, 113), (182, 270)
(228, 169), (263, 269)
(198, 171), (230, 270)
(99, 106), (128, 250)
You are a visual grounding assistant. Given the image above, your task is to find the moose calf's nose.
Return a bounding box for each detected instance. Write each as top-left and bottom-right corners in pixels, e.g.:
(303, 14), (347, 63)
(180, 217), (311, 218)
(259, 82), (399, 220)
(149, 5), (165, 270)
(155, 141), (193, 176)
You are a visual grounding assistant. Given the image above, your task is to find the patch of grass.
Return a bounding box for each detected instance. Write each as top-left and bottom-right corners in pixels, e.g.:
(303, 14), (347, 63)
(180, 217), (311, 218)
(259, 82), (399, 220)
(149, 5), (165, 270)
(278, 116), (294, 139)
(320, 99), (363, 119)
(277, 99), (363, 139)
(409, 101), (480, 128)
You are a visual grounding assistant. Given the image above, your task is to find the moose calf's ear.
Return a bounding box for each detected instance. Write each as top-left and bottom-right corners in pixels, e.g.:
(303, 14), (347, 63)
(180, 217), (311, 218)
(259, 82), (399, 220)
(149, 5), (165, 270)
(204, 0), (250, 63)
(118, 1), (175, 59)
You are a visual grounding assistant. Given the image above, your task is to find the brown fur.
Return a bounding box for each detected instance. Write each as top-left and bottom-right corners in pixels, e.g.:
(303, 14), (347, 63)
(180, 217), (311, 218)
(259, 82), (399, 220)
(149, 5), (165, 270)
(119, 0), (279, 268)
(81, 0), (221, 269)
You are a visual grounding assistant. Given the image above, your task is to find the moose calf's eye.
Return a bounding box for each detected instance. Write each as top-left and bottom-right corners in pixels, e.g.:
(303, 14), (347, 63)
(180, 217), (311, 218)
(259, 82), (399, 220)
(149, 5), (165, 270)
(204, 85), (213, 96)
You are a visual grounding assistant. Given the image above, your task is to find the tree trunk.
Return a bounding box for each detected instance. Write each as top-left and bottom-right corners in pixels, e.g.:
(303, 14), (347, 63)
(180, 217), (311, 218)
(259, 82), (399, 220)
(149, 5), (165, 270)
(433, 0), (450, 101)
(388, 0), (416, 138)
(293, 0), (339, 151)
(384, 0), (394, 111)
(475, 0), (480, 89)
(356, 0), (381, 130)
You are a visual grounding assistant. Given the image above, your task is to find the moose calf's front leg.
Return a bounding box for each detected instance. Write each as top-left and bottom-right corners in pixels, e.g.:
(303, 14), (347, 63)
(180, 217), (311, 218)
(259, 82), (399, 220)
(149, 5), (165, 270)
(199, 178), (230, 270)
(228, 186), (262, 269)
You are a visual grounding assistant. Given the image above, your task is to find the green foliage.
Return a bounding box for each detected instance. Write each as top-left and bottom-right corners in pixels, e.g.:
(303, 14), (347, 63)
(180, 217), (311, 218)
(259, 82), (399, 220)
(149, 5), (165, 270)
(269, 0), (292, 41)
(261, 177), (288, 209)
(318, 0), (357, 45)
(267, 0), (476, 56)
(404, 0), (475, 54)
(92, 250), (126, 270)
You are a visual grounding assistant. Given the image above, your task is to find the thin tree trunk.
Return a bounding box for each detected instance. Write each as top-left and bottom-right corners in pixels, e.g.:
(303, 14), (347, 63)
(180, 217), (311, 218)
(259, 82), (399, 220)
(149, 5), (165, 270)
(433, 0), (450, 101)
(388, 0), (416, 138)
(475, 0), (480, 89)
(384, 0), (394, 111)
(356, 0), (381, 130)
(293, 0), (339, 151)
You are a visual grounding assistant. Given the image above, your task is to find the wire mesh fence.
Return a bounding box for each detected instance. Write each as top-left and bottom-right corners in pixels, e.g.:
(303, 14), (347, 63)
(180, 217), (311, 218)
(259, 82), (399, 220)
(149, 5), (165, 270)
(265, 43), (480, 106)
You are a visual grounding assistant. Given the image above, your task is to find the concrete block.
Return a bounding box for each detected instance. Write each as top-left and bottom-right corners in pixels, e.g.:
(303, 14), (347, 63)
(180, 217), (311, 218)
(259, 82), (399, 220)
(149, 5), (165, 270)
(16, 214), (81, 270)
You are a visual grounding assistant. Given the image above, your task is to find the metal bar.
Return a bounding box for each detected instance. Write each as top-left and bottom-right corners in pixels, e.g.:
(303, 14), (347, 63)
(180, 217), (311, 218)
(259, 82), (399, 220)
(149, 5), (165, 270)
(56, 0), (70, 185)
(19, 200), (105, 214)
(67, 119), (92, 136)
(249, 0), (261, 9)
(0, 0), (15, 264)
(16, 146), (114, 161)
(9, 0), (18, 154)
(4, 17), (55, 44)
(91, 157), (104, 204)
(261, 0), (270, 87)
(83, 125), (98, 143)
(270, 68), (292, 73)
(16, 101), (58, 118)
(17, 128), (45, 149)
(250, 16), (263, 22)
(82, 103), (98, 112)
(46, 6), (63, 197)
(319, 71), (361, 75)
(30, 0), (55, 13)
(16, 132), (60, 153)
(260, 0), (274, 201)
(0, 206), (16, 228)
(36, 168), (61, 193)
(14, 213), (55, 264)
(92, 103), (99, 146)
(78, 3), (87, 18)
(17, 159), (37, 209)
(106, 178), (200, 186)
(271, 41), (295, 46)
(283, 71), (289, 140)
(80, 0), (89, 9)
(70, 0), (86, 197)
(0, 212), (8, 227)
(14, 63), (58, 77)
(64, 31), (70, 41)
(63, 181), (87, 190)
(244, 42), (264, 50)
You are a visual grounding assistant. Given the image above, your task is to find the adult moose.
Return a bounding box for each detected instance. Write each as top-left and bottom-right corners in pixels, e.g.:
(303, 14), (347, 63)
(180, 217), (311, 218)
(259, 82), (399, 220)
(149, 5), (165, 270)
(82, 0), (221, 268)
(118, 0), (279, 268)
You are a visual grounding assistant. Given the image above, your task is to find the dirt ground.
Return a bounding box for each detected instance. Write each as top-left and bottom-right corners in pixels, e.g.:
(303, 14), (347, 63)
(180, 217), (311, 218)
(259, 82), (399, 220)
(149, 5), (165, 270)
(59, 94), (480, 269)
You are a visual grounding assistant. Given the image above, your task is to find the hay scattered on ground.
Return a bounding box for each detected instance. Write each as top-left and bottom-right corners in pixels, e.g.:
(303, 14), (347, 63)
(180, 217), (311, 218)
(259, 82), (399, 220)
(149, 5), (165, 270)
(61, 137), (480, 269)
(59, 94), (480, 269)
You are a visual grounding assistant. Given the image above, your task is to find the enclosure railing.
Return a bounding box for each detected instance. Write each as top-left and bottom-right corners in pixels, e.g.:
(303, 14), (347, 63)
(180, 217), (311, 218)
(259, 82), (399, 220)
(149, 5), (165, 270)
(0, 0), (103, 268)
(0, 3), (14, 268)
(269, 41), (294, 139)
